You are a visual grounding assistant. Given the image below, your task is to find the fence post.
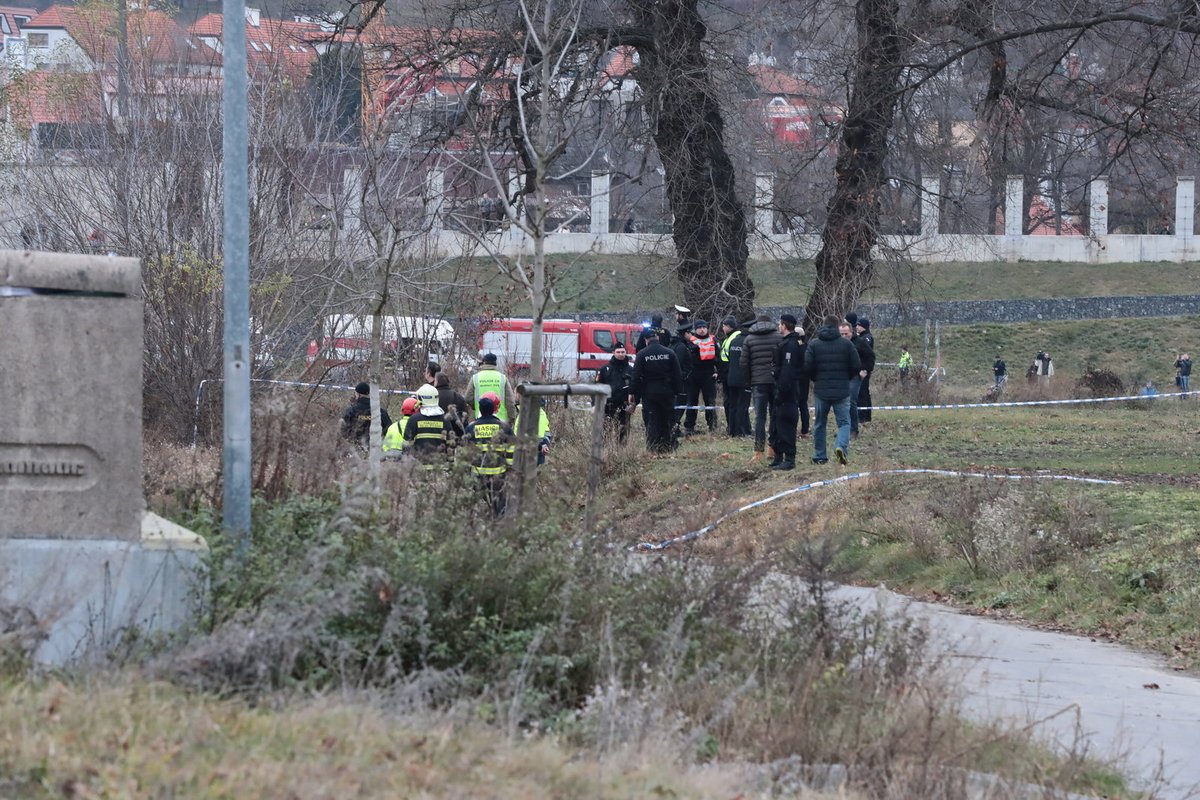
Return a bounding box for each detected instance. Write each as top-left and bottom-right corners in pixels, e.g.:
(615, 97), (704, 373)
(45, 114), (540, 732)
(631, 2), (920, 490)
(1004, 175), (1024, 237)
(755, 173), (775, 234)
(921, 174), (940, 237)
(1089, 175), (1108, 237)
(1176, 176), (1194, 239)
(590, 172), (610, 235)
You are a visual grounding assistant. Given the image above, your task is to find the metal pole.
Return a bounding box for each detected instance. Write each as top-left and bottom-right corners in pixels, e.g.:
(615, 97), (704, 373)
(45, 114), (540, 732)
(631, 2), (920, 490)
(585, 392), (609, 532)
(222, 0), (251, 554)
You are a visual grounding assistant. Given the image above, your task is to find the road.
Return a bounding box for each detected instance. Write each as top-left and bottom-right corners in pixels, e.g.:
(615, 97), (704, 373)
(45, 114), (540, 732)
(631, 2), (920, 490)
(833, 584), (1200, 799)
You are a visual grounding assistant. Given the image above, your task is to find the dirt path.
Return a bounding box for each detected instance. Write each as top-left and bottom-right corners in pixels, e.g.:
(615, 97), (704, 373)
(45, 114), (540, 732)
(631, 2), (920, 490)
(833, 583), (1200, 799)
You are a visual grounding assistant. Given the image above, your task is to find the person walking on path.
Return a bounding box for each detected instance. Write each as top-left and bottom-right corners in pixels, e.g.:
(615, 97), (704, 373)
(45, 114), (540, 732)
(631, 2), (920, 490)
(1175, 353), (1191, 395)
(628, 330), (682, 454)
(805, 315), (861, 465)
(465, 353), (517, 421)
(743, 313), (783, 462)
(770, 313), (805, 470)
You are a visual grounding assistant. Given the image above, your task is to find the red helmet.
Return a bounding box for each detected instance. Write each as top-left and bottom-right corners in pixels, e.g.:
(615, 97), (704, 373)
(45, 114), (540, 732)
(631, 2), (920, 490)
(482, 391), (501, 408)
(401, 396), (419, 416)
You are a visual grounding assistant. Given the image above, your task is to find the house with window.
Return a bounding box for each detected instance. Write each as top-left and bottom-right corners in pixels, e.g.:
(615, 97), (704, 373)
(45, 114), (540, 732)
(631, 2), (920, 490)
(0, 5), (34, 56)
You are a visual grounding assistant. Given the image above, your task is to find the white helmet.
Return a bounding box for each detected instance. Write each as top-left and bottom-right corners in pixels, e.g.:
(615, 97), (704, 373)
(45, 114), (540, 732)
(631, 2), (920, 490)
(416, 383), (439, 408)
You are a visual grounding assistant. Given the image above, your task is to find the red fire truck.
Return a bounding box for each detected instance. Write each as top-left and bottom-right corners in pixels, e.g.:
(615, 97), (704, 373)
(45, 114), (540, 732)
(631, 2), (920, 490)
(480, 318), (643, 379)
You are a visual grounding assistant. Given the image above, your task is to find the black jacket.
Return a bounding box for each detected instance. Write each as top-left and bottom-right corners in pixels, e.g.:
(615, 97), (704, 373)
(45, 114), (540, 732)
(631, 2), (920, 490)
(630, 340), (683, 399)
(635, 325), (671, 350)
(852, 334), (876, 373)
(1177, 357), (1193, 377)
(774, 331), (805, 401)
(804, 325), (861, 402)
(671, 338), (696, 384)
(742, 320), (783, 386)
(437, 386), (469, 424)
(598, 356), (635, 407)
(341, 396), (393, 441)
(723, 325), (750, 389)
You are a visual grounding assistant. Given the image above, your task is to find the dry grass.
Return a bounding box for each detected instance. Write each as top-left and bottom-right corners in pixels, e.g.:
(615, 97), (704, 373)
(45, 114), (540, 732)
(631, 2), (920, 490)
(0, 677), (848, 800)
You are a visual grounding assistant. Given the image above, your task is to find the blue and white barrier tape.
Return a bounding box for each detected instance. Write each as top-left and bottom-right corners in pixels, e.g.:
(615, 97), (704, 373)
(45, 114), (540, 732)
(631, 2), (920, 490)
(631, 469), (1122, 552)
(861, 391), (1190, 412)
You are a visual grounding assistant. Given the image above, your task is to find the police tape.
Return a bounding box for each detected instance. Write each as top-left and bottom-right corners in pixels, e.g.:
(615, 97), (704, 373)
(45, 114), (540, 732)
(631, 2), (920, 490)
(630, 469), (1123, 552)
(860, 391), (1191, 411)
(673, 404), (722, 410)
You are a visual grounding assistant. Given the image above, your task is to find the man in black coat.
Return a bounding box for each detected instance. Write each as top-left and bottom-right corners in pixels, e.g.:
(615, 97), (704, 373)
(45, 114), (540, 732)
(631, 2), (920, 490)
(597, 343), (635, 442)
(636, 313), (671, 350)
(855, 317), (876, 423)
(804, 315), (861, 465)
(849, 320), (875, 435)
(719, 315), (752, 437)
(341, 381), (393, 448)
(742, 313), (783, 460)
(770, 313), (805, 470)
(670, 325), (696, 431)
(629, 330), (683, 453)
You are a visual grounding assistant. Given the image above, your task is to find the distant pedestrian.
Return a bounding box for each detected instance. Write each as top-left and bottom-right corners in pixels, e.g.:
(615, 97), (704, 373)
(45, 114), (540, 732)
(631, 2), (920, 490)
(1034, 351), (1054, 385)
(847, 320), (874, 435)
(770, 313), (804, 471)
(1141, 381), (1159, 397)
(805, 315), (861, 465)
(1175, 353), (1192, 394)
(898, 346), (913, 387)
(993, 355), (1007, 387)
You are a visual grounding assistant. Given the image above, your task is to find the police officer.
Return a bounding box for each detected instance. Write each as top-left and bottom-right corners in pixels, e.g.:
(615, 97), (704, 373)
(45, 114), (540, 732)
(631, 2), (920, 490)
(597, 342), (634, 442)
(463, 395), (514, 516)
(403, 384), (464, 468)
(670, 324), (695, 432)
(635, 313), (671, 350)
(720, 315), (752, 437)
(771, 313), (804, 470)
(628, 330), (682, 453)
(684, 320), (719, 434)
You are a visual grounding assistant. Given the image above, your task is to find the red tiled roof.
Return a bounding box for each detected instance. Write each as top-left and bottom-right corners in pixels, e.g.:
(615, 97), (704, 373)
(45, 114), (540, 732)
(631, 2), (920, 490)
(25, 5), (215, 68)
(5, 68), (104, 125)
(190, 12), (324, 80)
(0, 4), (35, 36)
(749, 64), (818, 98)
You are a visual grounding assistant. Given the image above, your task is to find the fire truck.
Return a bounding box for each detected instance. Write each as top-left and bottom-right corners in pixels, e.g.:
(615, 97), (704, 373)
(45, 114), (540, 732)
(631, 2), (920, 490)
(480, 318), (643, 379)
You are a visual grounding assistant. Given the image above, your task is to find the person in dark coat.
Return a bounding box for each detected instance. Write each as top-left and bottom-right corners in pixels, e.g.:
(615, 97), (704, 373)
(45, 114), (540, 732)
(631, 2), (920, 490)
(670, 325), (696, 431)
(848, 320), (875, 435)
(770, 313), (805, 470)
(855, 317), (876, 423)
(742, 313), (783, 459)
(719, 315), (752, 437)
(597, 343), (635, 442)
(805, 315), (861, 465)
(636, 313), (671, 350)
(434, 372), (469, 427)
(629, 330), (683, 453)
(341, 381), (393, 448)
(684, 320), (719, 433)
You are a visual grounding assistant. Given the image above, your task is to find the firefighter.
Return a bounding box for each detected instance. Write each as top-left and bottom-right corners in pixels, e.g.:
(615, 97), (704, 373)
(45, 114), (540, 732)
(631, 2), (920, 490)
(628, 329), (682, 454)
(465, 352), (517, 421)
(513, 402), (552, 465)
(463, 395), (514, 516)
(684, 320), (719, 434)
(341, 381), (392, 450)
(381, 395), (420, 459)
(597, 342), (634, 442)
(403, 384), (464, 469)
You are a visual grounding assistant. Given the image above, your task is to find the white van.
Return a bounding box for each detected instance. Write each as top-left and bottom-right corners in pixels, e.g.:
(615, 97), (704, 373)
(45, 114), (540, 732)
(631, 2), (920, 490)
(306, 314), (459, 379)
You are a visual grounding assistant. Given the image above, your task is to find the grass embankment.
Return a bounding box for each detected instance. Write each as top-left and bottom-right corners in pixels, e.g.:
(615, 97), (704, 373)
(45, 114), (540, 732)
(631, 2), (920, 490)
(438, 255), (1200, 314)
(614, 400), (1200, 669)
(0, 680), (765, 799)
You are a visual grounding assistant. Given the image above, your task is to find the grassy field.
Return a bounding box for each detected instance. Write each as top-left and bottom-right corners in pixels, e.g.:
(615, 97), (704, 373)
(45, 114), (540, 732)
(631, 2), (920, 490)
(440, 255), (1200, 316)
(609, 398), (1200, 669)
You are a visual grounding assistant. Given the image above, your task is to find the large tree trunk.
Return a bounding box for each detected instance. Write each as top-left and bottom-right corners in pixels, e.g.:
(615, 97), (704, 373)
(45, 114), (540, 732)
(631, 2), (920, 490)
(803, 0), (905, 335)
(630, 0), (755, 323)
